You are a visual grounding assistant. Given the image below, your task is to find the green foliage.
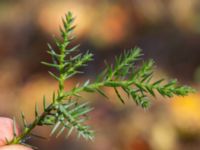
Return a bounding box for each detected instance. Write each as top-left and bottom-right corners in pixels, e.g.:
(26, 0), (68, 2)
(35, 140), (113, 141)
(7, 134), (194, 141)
(7, 12), (195, 147)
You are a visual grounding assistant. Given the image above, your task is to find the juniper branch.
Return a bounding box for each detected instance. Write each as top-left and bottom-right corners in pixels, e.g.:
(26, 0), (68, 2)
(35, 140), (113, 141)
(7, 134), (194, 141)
(7, 11), (195, 147)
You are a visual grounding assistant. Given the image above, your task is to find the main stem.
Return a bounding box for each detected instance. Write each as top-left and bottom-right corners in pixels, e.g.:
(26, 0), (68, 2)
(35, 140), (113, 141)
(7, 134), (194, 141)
(9, 37), (68, 145)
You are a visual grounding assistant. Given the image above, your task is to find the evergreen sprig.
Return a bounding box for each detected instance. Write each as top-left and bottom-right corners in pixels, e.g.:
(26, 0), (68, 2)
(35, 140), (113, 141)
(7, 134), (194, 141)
(7, 12), (195, 147)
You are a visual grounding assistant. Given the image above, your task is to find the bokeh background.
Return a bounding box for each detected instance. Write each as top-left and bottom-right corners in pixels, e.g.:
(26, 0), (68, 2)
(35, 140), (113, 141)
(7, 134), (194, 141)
(0, 0), (200, 150)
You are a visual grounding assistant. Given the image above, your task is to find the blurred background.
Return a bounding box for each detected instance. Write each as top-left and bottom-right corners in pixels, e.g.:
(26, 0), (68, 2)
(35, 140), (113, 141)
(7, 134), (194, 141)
(0, 0), (200, 149)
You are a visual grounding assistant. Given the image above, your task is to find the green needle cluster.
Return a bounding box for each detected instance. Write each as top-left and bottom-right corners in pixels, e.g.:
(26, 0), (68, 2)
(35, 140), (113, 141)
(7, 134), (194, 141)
(7, 12), (195, 148)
